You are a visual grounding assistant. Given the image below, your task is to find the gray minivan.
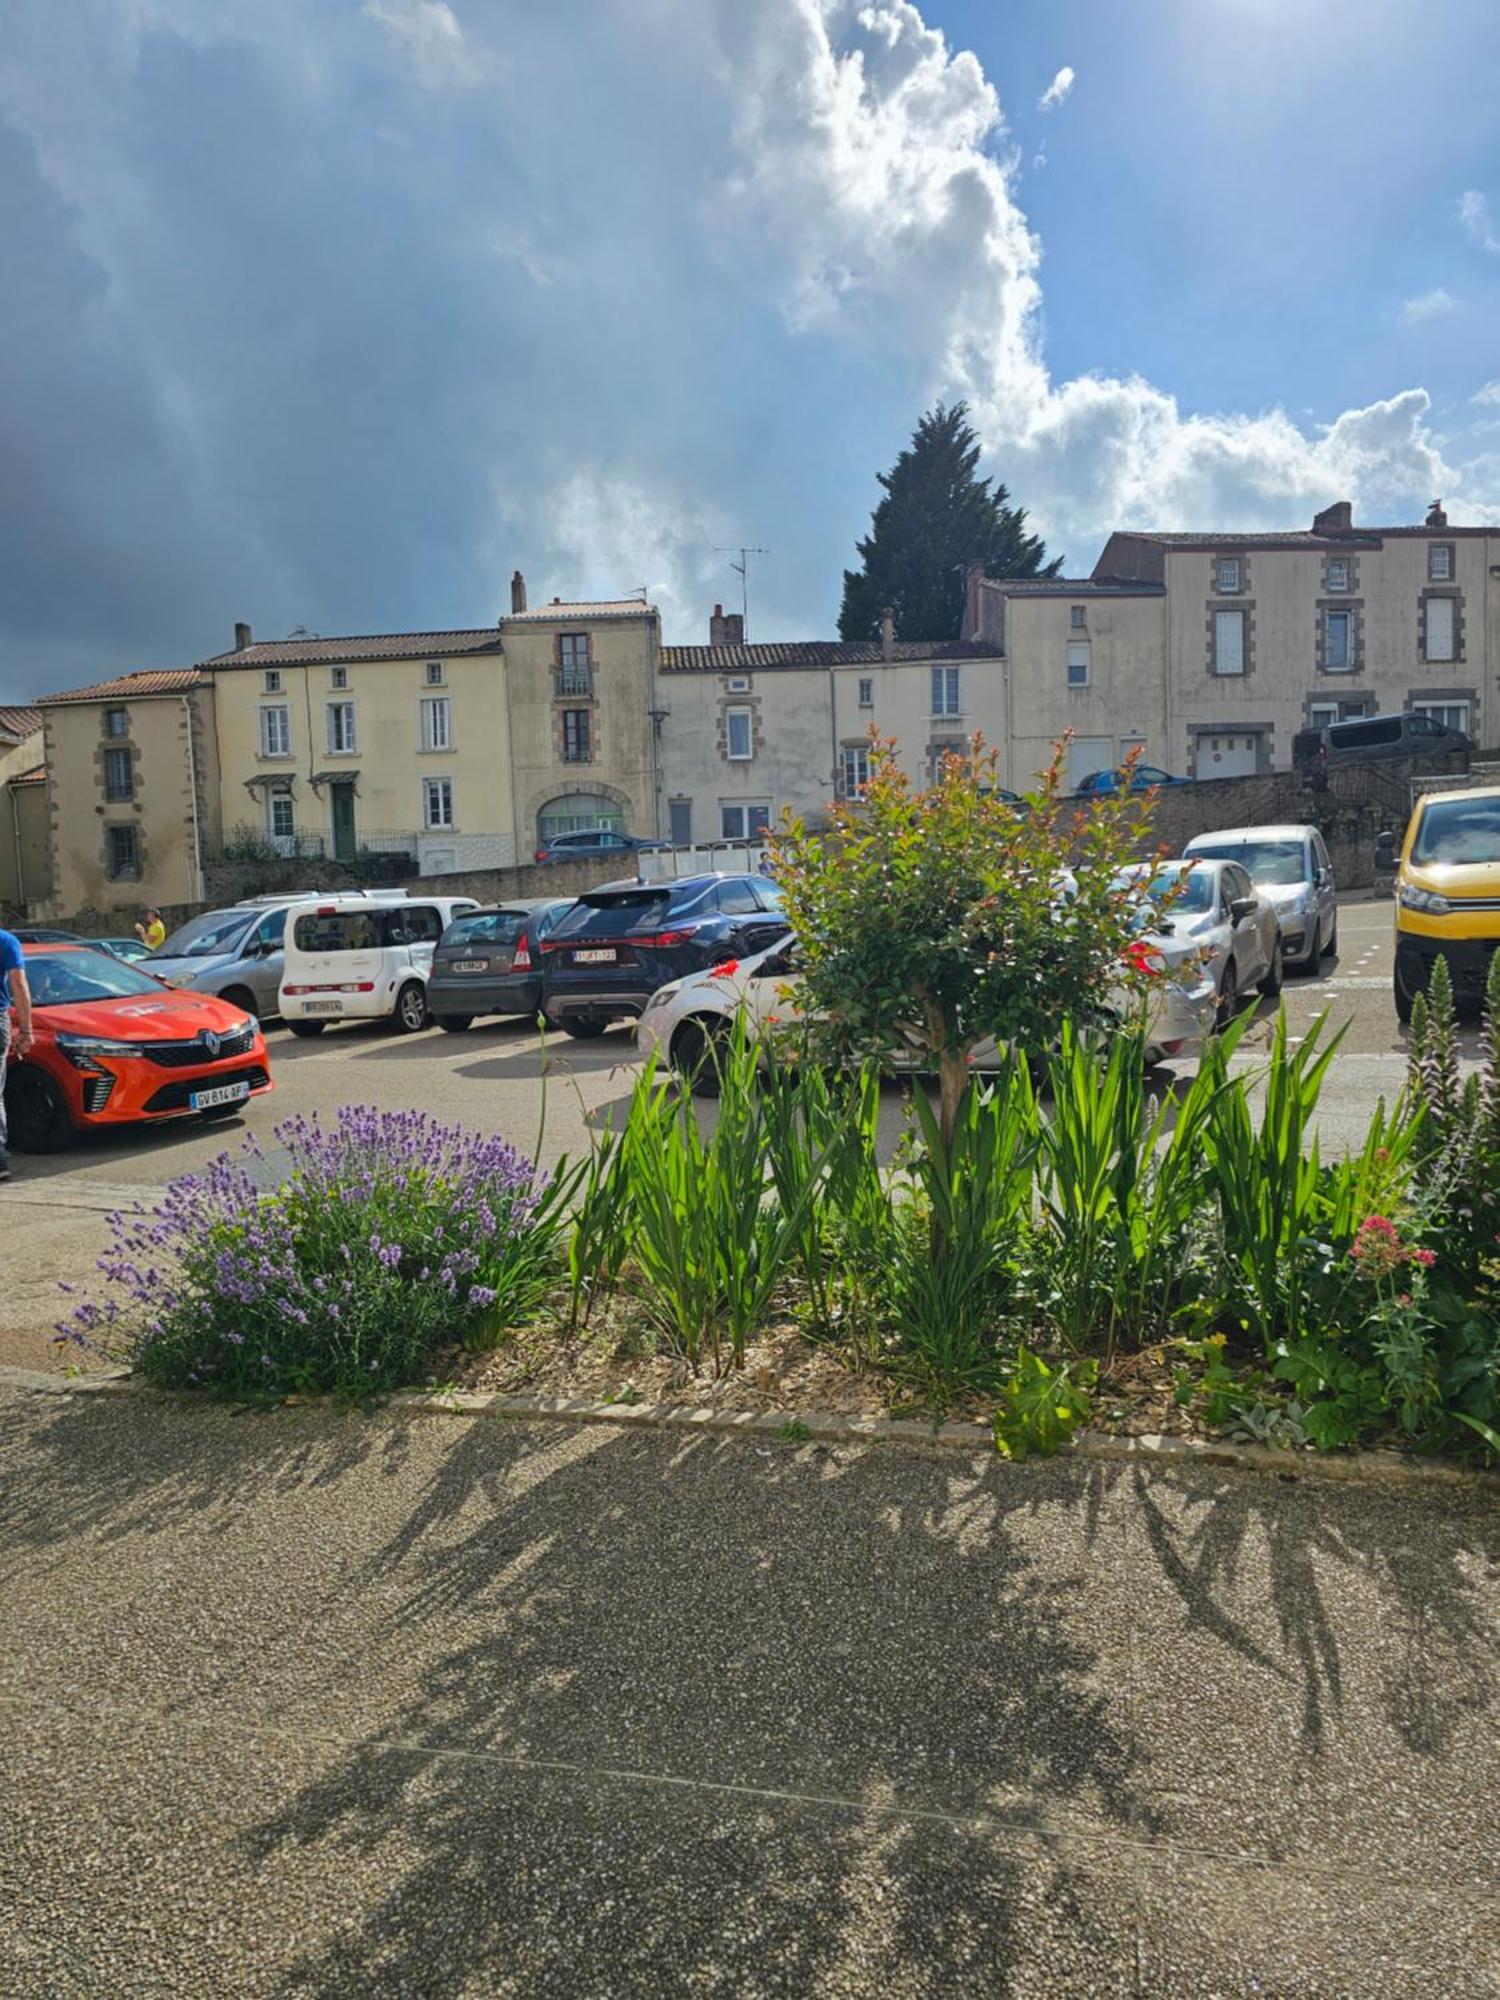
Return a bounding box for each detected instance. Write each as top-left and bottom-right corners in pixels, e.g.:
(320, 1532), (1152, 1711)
(1293, 711), (1471, 783)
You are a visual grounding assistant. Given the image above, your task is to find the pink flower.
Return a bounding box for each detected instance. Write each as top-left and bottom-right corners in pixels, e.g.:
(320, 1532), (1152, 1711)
(1412, 1247), (1436, 1268)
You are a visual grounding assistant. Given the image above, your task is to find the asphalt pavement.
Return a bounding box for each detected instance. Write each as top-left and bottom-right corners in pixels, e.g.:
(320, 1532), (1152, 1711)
(1, 1380), (1497, 1996)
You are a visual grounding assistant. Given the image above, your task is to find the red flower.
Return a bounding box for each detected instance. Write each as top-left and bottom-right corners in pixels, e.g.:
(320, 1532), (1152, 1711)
(709, 960), (741, 980)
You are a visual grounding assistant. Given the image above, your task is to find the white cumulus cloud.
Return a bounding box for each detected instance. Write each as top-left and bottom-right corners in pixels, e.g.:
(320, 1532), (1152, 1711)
(1037, 66), (1074, 112)
(362, 0), (481, 88)
(1399, 287), (1460, 325)
(1458, 188), (1500, 253)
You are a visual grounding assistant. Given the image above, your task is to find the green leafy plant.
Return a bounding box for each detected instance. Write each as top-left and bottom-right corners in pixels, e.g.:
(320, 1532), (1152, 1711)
(993, 1345), (1096, 1460)
(777, 1419), (811, 1443)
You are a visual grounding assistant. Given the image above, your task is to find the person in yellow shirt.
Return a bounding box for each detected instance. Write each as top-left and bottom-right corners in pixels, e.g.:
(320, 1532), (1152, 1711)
(134, 908), (166, 952)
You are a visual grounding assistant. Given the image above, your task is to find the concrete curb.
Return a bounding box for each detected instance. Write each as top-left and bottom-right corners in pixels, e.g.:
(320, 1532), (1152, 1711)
(4, 1364), (1498, 1494)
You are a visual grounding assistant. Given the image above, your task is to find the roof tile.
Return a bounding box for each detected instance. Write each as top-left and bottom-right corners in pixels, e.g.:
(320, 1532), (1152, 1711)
(37, 669), (208, 707)
(199, 629), (505, 669)
(0, 706), (42, 741)
(660, 638), (999, 673)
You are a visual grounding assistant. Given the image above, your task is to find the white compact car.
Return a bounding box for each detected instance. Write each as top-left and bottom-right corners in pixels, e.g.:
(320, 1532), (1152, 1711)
(1115, 860), (1282, 1027)
(635, 929), (1217, 1090)
(278, 894), (480, 1035)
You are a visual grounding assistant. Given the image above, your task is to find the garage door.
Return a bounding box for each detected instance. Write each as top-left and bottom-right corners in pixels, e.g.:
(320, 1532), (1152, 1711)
(1066, 737), (1113, 791)
(1197, 732), (1260, 778)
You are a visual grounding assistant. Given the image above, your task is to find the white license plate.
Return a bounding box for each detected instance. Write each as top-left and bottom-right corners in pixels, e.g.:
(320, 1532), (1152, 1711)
(302, 1000), (343, 1013)
(453, 959), (488, 974)
(573, 948), (617, 964)
(190, 1081), (251, 1111)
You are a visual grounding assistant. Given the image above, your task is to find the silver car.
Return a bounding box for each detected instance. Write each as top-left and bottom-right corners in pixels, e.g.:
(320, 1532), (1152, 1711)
(1182, 823), (1337, 972)
(1118, 860), (1282, 1027)
(147, 895), (321, 1020)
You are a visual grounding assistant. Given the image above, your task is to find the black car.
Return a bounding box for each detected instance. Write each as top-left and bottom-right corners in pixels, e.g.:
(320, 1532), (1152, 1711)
(427, 898), (574, 1031)
(13, 927), (81, 943)
(540, 873), (787, 1037)
(532, 829), (668, 866)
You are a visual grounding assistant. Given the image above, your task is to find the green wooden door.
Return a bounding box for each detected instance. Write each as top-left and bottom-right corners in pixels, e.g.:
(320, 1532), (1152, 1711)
(330, 783), (357, 863)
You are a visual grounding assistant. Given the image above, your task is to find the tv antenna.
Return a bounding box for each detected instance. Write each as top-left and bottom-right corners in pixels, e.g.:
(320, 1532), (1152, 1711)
(713, 545), (769, 640)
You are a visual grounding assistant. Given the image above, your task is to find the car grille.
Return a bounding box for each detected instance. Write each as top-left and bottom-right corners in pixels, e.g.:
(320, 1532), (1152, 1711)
(143, 1065), (269, 1114)
(81, 1075), (117, 1115)
(143, 1024), (258, 1068)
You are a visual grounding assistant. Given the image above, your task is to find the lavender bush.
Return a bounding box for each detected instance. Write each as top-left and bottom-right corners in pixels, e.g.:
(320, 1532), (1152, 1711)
(61, 1107), (569, 1396)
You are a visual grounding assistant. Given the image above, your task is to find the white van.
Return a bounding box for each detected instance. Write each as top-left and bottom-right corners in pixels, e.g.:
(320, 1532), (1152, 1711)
(278, 894), (480, 1036)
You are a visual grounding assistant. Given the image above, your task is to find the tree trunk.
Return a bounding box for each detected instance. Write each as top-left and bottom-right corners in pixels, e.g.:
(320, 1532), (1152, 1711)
(937, 1048), (968, 1157)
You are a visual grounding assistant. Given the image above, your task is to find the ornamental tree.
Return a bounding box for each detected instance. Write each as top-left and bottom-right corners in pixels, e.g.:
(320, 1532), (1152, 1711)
(770, 735), (1159, 1151)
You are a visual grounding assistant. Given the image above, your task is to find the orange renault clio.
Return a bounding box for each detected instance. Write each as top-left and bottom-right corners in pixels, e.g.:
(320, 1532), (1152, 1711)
(4, 944), (273, 1152)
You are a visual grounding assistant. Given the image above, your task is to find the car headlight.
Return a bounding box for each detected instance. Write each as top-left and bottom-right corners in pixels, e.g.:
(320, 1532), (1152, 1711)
(644, 984), (682, 1012)
(55, 1034), (141, 1068)
(1398, 883), (1451, 914)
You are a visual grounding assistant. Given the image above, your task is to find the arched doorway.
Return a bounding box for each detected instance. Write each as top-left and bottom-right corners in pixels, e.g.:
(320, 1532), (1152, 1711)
(536, 792), (627, 845)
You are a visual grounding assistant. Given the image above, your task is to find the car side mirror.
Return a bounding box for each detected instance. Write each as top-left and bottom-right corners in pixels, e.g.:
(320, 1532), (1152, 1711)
(1373, 830), (1398, 875)
(1230, 896), (1257, 924)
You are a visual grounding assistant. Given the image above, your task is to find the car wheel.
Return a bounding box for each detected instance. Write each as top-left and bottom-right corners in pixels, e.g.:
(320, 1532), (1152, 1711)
(436, 1014), (474, 1033)
(394, 982), (430, 1033)
(5, 1067), (76, 1152)
(220, 986), (258, 1021)
(560, 1019), (608, 1040)
(1394, 964), (1417, 1027)
(288, 1021), (326, 1039)
(1259, 938), (1283, 999)
(672, 1015), (729, 1097)
(1215, 959), (1239, 1032)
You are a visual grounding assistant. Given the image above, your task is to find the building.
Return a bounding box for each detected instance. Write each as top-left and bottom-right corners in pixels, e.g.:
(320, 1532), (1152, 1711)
(974, 500), (1500, 785)
(33, 671), (220, 918)
(195, 620), (513, 873)
(0, 706), (50, 913)
(657, 608), (1008, 837)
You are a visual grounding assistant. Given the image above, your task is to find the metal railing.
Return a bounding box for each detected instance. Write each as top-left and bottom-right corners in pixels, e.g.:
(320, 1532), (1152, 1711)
(555, 670), (595, 698)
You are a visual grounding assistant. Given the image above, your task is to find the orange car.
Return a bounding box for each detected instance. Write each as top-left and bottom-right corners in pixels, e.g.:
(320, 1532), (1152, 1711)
(4, 944), (273, 1152)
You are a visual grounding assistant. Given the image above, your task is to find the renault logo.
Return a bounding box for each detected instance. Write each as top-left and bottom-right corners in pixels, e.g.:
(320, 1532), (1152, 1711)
(201, 1030), (221, 1058)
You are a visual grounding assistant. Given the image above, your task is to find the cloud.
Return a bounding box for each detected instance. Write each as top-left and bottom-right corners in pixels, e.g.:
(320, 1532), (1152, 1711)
(1037, 66), (1074, 112)
(361, 0), (481, 87)
(1398, 287), (1460, 325)
(1473, 380), (1500, 406)
(1458, 188), (1500, 253)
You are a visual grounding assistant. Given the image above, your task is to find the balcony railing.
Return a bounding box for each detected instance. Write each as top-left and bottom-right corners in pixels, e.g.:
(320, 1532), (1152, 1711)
(555, 669), (595, 698)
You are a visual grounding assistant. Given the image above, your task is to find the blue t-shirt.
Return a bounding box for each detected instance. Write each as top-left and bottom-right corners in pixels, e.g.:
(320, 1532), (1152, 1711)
(0, 929), (21, 1012)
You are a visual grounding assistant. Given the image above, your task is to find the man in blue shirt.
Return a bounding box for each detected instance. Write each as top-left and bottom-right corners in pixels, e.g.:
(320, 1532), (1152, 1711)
(0, 926), (36, 1181)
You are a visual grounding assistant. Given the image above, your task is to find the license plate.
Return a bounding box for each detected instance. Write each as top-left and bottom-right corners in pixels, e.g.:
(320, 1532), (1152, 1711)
(302, 1000), (343, 1013)
(453, 959), (488, 974)
(190, 1080), (251, 1111)
(573, 948), (617, 964)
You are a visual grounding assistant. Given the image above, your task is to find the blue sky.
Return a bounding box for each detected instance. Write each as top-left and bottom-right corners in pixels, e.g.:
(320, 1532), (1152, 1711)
(2, 0), (1498, 704)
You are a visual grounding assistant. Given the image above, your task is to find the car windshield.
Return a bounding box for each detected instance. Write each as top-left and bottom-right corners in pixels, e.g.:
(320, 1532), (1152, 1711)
(25, 950), (171, 1008)
(443, 911), (526, 947)
(156, 909), (254, 958)
(1190, 839), (1308, 886)
(1116, 865), (1216, 914)
(1410, 796), (1500, 866)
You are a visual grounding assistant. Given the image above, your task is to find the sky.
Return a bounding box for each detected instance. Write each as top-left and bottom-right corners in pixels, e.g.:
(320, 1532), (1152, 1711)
(3, 0), (1499, 705)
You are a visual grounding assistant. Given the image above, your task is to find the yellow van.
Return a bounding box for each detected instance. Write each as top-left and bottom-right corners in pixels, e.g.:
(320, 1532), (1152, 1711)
(1392, 783), (1500, 1022)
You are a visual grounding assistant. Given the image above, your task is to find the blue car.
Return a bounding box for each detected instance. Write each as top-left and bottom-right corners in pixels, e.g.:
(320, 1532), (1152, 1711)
(1075, 764), (1187, 796)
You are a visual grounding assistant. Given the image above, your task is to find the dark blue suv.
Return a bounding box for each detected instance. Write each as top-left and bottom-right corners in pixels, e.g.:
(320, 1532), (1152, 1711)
(539, 873), (787, 1038)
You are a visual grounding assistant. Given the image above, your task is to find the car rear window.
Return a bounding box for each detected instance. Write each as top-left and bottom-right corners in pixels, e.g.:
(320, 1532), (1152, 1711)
(443, 911), (526, 947)
(552, 889), (676, 940)
(292, 911), (382, 952)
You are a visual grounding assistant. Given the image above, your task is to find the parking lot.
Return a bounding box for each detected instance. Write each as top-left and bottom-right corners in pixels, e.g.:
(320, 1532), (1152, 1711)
(0, 894), (1473, 1373)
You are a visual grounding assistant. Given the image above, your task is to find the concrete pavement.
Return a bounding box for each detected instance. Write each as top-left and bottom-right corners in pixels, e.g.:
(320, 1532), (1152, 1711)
(1, 1380), (1496, 1995)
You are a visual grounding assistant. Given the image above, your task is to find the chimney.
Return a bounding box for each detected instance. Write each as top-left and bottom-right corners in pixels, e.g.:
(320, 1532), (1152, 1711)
(881, 606), (895, 662)
(510, 570), (527, 613)
(723, 611), (744, 646)
(1425, 499), (1448, 529)
(709, 602), (730, 647)
(1312, 501), (1353, 535)
(234, 621), (252, 652)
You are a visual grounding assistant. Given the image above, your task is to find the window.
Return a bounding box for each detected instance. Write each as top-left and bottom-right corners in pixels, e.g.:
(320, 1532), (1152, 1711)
(420, 696), (452, 751)
(252, 910), (287, 951)
(857, 677), (874, 708)
(558, 634), (592, 694)
(106, 823), (139, 879)
(1324, 609), (1351, 670)
(1429, 544), (1453, 581)
(1326, 558), (1349, 592)
(268, 789), (295, 839)
(104, 707), (128, 739)
(326, 701), (357, 753)
(330, 666), (348, 690)
(1066, 641), (1089, 689)
(726, 706), (753, 759)
(1070, 605), (1087, 630)
(1217, 558), (1241, 594)
(425, 660), (444, 687)
(103, 746), (133, 802)
(727, 675), (751, 694)
(1213, 610), (1245, 676)
(931, 666), (961, 716)
(717, 878), (762, 914)
(263, 670), (283, 694)
(562, 708), (591, 762)
(720, 802), (772, 840)
(1308, 702), (1338, 730)
(422, 776), (455, 829)
(1425, 596), (1456, 662)
(841, 745), (870, 795)
(259, 704), (291, 757)
(1412, 699), (1472, 736)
